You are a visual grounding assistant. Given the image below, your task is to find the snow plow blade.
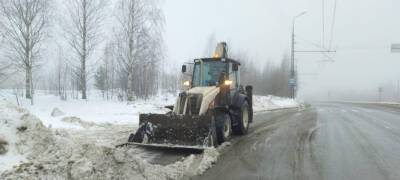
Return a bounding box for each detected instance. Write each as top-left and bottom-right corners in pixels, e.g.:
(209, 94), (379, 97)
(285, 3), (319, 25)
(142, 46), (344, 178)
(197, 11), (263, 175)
(123, 142), (206, 151)
(128, 113), (215, 148)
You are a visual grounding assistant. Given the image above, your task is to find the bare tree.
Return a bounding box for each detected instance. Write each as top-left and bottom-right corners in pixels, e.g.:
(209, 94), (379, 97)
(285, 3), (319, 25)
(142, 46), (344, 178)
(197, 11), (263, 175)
(102, 41), (117, 99)
(231, 50), (291, 97)
(94, 42), (116, 100)
(114, 0), (164, 101)
(64, 0), (106, 100)
(53, 45), (69, 100)
(0, 0), (50, 104)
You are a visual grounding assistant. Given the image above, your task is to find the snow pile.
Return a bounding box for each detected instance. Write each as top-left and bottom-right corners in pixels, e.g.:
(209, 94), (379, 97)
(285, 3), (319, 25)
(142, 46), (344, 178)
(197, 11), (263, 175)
(50, 107), (65, 117)
(2, 144), (220, 180)
(0, 102), (221, 179)
(60, 116), (99, 129)
(0, 138), (7, 155)
(253, 95), (300, 112)
(195, 147), (220, 174)
(0, 101), (55, 173)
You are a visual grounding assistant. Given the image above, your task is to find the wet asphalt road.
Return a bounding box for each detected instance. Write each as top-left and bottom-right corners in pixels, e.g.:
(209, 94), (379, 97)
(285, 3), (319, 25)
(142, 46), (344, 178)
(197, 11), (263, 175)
(193, 103), (400, 180)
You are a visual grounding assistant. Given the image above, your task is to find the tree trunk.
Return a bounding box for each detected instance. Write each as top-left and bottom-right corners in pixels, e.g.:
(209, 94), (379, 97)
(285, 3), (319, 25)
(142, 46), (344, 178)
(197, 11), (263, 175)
(81, 58), (87, 99)
(30, 73), (34, 105)
(25, 67), (32, 99)
(127, 66), (134, 101)
(81, 0), (87, 100)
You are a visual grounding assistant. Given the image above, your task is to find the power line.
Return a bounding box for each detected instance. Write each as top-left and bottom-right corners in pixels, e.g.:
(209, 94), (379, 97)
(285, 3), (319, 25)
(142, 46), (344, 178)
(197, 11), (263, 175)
(329, 0), (337, 50)
(322, 0), (325, 48)
(296, 35), (329, 51)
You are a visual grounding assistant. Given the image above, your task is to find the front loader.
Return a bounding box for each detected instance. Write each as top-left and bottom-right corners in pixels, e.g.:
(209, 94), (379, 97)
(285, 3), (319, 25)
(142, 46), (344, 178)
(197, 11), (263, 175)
(127, 42), (253, 149)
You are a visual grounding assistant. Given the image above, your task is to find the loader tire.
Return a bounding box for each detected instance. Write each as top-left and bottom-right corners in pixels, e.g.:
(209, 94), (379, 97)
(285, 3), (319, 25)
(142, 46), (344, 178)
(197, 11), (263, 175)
(215, 112), (232, 144)
(206, 122), (218, 147)
(233, 101), (250, 135)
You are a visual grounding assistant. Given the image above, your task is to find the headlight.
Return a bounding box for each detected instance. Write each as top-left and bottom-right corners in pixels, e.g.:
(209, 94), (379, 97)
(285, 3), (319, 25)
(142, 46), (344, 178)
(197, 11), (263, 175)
(183, 81), (190, 86)
(224, 80), (232, 86)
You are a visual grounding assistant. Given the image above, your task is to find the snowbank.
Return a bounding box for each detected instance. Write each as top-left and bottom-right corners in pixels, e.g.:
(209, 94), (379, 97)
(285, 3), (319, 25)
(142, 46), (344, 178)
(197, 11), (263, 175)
(253, 95), (300, 112)
(0, 90), (300, 131)
(0, 90), (176, 130)
(0, 102), (221, 179)
(0, 101), (54, 173)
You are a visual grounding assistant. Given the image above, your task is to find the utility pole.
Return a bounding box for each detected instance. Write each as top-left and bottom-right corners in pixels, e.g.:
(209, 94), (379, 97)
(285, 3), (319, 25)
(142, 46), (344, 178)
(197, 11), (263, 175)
(290, 11), (336, 99)
(290, 22), (295, 98)
(290, 12), (306, 99)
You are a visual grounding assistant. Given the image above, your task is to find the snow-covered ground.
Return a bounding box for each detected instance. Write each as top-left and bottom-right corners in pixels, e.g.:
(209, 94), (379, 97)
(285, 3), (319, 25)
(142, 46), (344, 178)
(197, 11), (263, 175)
(0, 90), (175, 130)
(0, 101), (224, 179)
(338, 101), (400, 106)
(0, 90), (300, 179)
(0, 90), (299, 130)
(253, 95), (300, 112)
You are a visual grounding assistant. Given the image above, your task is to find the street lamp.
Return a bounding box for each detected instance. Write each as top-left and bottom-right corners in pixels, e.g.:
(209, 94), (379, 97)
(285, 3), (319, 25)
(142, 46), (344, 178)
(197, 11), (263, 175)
(290, 11), (307, 99)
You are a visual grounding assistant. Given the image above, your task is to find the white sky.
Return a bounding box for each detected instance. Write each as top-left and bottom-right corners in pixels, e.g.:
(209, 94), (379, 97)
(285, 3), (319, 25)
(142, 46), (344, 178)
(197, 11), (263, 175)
(163, 0), (400, 100)
(3, 0), (400, 100)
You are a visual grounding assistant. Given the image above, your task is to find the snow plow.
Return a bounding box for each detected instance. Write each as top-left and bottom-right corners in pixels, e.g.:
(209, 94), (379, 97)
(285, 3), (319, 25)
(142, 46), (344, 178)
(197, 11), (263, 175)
(126, 42), (253, 149)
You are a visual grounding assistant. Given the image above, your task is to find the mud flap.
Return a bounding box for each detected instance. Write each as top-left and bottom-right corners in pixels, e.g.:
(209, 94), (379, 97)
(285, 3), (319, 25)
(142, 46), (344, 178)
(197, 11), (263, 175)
(129, 113), (215, 148)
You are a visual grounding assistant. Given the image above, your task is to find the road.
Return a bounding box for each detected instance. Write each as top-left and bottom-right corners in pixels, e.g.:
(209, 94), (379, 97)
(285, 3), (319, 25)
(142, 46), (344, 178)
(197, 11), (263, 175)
(193, 103), (400, 180)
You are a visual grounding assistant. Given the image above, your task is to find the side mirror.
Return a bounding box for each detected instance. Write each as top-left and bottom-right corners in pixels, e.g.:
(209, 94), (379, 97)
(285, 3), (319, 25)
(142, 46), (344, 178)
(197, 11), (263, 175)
(232, 64), (239, 71)
(181, 65), (187, 73)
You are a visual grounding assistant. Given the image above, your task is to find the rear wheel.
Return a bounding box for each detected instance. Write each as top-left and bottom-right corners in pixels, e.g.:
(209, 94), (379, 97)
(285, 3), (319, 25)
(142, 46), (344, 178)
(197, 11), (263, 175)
(215, 112), (232, 144)
(233, 101), (250, 135)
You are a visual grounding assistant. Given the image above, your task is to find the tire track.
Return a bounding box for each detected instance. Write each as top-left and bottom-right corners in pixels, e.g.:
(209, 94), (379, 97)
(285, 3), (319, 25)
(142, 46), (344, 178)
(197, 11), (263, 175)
(339, 112), (393, 180)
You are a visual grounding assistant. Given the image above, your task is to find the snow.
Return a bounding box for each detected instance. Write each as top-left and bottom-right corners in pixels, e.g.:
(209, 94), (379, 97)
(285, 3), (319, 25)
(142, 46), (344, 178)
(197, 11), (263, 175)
(0, 101), (53, 173)
(0, 102), (26, 172)
(0, 90), (300, 179)
(0, 90), (299, 131)
(0, 100), (224, 179)
(0, 90), (176, 129)
(253, 95), (300, 112)
(340, 100), (400, 106)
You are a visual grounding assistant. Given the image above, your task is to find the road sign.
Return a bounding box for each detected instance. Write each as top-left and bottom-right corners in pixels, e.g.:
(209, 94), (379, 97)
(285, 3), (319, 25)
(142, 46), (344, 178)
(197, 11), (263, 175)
(288, 78), (296, 86)
(391, 44), (400, 53)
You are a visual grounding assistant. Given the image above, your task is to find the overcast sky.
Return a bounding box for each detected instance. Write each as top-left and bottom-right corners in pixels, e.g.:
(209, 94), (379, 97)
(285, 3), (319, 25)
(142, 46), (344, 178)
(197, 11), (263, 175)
(163, 0), (400, 100)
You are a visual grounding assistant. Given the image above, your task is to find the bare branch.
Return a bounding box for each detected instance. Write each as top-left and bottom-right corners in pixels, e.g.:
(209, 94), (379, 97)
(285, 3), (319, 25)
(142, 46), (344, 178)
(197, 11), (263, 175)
(63, 0), (107, 99)
(0, 0), (50, 100)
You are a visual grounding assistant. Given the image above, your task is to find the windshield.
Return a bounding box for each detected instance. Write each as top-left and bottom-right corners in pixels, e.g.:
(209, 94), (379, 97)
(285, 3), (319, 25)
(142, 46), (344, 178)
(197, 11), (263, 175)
(192, 61), (227, 87)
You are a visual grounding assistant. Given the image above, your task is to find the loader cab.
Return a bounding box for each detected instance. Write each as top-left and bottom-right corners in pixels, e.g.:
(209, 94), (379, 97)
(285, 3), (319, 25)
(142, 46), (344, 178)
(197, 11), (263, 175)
(189, 58), (240, 88)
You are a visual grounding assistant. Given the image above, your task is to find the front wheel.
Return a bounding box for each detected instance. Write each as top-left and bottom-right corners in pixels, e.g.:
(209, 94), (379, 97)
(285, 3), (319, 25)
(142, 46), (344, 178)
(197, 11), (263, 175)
(233, 101), (250, 135)
(215, 112), (232, 144)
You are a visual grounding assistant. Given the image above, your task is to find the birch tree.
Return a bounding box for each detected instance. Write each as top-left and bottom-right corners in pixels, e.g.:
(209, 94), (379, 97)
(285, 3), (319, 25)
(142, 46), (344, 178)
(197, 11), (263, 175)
(95, 41), (117, 100)
(0, 0), (50, 104)
(64, 0), (106, 99)
(115, 0), (164, 101)
(54, 45), (69, 100)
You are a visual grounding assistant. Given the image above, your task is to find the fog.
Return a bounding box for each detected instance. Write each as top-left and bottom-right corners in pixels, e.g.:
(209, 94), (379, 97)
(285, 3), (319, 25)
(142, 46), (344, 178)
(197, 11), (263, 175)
(1, 0), (400, 102)
(164, 0), (400, 101)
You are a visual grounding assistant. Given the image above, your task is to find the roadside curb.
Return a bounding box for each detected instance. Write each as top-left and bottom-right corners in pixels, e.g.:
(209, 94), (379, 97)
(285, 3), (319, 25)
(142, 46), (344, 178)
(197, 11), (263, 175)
(254, 106), (301, 114)
(325, 101), (400, 109)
